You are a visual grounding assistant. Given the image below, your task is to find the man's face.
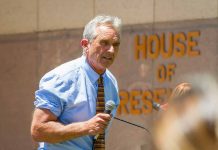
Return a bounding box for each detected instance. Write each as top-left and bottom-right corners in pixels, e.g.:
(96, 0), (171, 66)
(86, 25), (120, 73)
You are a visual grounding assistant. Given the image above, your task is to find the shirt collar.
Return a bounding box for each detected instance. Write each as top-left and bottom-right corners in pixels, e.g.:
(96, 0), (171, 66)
(82, 56), (106, 84)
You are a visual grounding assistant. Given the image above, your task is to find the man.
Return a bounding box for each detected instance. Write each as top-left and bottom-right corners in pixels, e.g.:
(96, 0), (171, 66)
(31, 15), (121, 150)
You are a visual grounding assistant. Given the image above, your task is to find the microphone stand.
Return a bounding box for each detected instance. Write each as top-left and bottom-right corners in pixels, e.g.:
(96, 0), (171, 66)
(114, 117), (151, 134)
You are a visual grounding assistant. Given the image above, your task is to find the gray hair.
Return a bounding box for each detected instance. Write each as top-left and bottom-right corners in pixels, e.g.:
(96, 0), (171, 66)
(82, 15), (122, 55)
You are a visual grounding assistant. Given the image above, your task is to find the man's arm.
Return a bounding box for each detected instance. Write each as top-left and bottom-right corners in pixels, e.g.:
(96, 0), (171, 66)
(31, 108), (111, 143)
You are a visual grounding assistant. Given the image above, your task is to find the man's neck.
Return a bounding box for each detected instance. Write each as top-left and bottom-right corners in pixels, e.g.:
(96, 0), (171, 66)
(87, 57), (106, 75)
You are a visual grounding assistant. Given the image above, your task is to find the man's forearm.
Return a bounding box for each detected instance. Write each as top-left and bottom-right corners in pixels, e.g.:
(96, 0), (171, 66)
(32, 121), (89, 143)
(31, 109), (110, 143)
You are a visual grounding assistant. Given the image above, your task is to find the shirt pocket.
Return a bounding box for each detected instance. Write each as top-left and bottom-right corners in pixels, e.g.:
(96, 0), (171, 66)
(67, 93), (88, 109)
(64, 95), (91, 122)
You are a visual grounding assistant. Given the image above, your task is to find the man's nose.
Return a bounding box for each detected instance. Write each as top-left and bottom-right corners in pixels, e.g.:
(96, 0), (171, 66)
(107, 45), (115, 53)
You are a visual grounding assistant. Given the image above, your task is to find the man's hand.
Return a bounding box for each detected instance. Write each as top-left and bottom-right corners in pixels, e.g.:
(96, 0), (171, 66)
(85, 113), (111, 135)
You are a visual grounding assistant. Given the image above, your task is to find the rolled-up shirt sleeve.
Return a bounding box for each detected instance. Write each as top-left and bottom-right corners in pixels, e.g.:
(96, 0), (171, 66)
(34, 73), (63, 117)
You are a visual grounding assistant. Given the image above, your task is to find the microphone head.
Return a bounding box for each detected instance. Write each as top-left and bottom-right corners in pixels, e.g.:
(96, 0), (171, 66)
(105, 100), (115, 111)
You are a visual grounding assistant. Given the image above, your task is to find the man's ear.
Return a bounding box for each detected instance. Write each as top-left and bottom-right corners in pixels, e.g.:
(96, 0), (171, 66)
(80, 39), (89, 49)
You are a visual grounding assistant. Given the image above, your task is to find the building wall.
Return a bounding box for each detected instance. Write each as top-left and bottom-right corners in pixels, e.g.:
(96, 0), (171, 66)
(0, 0), (218, 150)
(0, 0), (217, 35)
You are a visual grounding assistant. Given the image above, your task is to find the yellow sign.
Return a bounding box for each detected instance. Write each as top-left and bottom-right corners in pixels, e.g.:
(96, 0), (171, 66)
(134, 31), (200, 60)
(117, 31), (201, 115)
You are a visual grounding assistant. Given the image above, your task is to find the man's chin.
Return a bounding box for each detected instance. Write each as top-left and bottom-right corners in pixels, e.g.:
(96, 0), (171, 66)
(101, 60), (113, 67)
(101, 63), (112, 69)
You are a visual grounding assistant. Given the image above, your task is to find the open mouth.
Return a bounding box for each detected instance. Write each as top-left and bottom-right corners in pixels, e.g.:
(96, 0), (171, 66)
(103, 56), (113, 61)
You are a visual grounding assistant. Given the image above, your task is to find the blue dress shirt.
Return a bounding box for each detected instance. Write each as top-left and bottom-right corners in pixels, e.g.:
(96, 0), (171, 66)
(34, 56), (120, 150)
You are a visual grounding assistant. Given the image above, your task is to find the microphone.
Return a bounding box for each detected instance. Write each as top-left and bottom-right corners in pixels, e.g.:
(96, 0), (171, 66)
(104, 100), (116, 114)
(94, 100), (115, 140)
(106, 101), (150, 134)
(152, 102), (169, 111)
(152, 101), (161, 111)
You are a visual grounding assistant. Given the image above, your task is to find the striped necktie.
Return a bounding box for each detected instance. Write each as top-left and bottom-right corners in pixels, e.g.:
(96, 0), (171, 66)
(93, 75), (105, 150)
